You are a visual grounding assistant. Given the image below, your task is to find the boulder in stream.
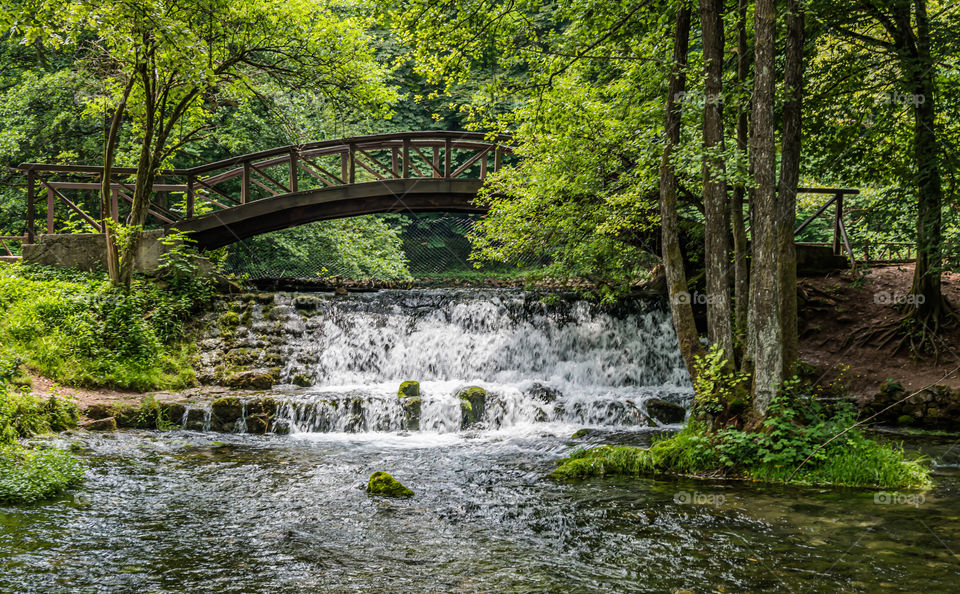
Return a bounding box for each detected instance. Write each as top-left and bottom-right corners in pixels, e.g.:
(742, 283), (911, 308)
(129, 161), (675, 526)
(80, 417), (117, 431)
(398, 381), (420, 398)
(367, 471), (414, 497)
(645, 398), (687, 425)
(525, 382), (562, 403)
(458, 386), (487, 429)
(402, 397), (421, 431)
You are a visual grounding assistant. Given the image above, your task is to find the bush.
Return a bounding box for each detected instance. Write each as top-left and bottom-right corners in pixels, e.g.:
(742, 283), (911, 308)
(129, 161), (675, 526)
(0, 382), (84, 504)
(0, 263), (207, 391)
(0, 445), (85, 504)
(0, 382), (79, 443)
(553, 390), (932, 489)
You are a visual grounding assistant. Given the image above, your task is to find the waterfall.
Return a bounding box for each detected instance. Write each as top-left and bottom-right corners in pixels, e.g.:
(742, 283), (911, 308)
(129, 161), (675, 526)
(198, 289), (692, 434)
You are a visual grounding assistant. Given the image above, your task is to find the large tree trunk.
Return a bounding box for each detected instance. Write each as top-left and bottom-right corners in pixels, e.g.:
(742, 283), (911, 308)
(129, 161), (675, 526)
(906, 0), (944, 319)
(731, 0), (750, 360)
(746, 0), (782, 414)
(659, 1), (701, 378)
(776, 0), (804, 376)
(699, 0), (734, 362)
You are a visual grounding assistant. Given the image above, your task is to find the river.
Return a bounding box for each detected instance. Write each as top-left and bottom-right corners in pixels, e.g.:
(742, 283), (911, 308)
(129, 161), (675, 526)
(1, 290), (958, 592)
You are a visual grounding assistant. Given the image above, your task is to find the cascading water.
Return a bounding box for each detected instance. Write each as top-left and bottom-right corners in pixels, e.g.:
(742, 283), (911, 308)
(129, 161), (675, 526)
(198, 289), (692, 435)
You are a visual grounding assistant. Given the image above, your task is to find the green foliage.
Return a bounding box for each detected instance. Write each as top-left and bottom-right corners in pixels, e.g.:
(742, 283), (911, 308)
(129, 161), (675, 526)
(0, 381), (84, 504)
(692, 344), (750, 416)
(0, 263), (204, 391)
(554, 391), (932, 489)
(226, 217), (412, 281)
(0, 445), (85, 504)
(0, 386), (78, 444)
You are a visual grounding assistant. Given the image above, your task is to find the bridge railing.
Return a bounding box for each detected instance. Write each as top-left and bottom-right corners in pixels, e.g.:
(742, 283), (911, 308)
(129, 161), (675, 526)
(16, 131), (513, 243)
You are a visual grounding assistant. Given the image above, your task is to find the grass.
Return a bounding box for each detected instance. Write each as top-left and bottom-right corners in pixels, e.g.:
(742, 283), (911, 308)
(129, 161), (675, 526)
(0, 262), (205, 391)
(553, 421), (933, 490)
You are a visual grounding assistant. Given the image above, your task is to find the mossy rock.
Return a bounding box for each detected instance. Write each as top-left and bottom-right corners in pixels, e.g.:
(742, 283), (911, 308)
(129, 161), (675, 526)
(219, 311), (241, 332)
(246, 397), (278, 416)
(525, 382), (561, 403)
(571, 428), (593, 439)
(81, 417), (117, 431)
(457, 386), (486, 429)
(645, 398), (687, 425)
(183, 408), (208, 431)
(292, 373), (313, 387)
(164, 403), (187, 424)
(225, 348), (259, 366)
(246, 413), (271, 434)
(367, 471), (414, 497)
(225, 370), (275, 390)
(109, 402), (141, 428)
(398, 380), (420, 398)
(897, 414), (916, 427)
(402, 397), (422, 431)
(211, 397), (244, 425)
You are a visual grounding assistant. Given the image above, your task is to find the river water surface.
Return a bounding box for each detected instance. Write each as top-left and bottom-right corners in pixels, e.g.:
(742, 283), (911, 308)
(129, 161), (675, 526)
(2, 291), (959, 592)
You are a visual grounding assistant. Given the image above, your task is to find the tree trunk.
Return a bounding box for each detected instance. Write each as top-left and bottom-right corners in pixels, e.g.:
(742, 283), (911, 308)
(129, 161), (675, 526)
(700, 0), (734, 363)
(906, 0), (943, 319)
(100, 78), (136, 286)
(731, 0), (750, 360)
(747, 0), (782, 414)
(776, 0), (804, 376)
(659, 1), (701, 378)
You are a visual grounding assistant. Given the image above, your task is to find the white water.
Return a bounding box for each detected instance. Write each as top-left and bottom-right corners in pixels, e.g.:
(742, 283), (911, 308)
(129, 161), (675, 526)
(212, 290), (692, 435)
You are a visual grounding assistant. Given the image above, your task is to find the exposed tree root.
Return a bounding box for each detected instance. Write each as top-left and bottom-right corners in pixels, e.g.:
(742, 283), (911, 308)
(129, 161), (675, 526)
(844, 296), (958, 362)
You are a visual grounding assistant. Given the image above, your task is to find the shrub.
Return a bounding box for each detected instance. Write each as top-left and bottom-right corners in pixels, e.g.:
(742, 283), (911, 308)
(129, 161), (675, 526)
(0, 445), (85, 503)
(553, 389), (932, 489)
(0, 382), (84, 504)
(0, 263), (208, 391)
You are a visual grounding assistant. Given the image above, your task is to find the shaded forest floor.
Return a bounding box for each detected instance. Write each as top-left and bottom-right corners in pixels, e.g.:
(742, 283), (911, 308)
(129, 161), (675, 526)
(798, 263), (960, 402)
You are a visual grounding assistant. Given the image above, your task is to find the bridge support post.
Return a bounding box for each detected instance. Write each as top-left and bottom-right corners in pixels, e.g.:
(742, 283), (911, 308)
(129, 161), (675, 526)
(288, 150), (298, 193)
(832, 191), (843, 256)
(46, 187), (55, 234)
(347, 145), (356, 183)
(402, 139), (410, 178)
(241, 162), (251, 204)
(26, 170), (35, 243)
(444, 138), (452, 178)
(186, 176), (195, 218)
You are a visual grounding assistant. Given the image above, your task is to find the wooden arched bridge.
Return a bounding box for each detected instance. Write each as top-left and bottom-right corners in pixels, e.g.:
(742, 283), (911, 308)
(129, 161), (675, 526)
(8, 130), (910, 269)
(16, 131), (513, 250)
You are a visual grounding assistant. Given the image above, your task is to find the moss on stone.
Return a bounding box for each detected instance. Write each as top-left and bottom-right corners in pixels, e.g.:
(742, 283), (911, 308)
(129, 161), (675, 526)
(367, 471), (414, 497)
(219, 311), (240, 333)
(457, 386), (486, 428)
(292, 373), (313, 387)
(572, 428), (593, 439)
(402, 397), (422, 431)
(897, 414), (916, 426)
(398, 380), (420, 398)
